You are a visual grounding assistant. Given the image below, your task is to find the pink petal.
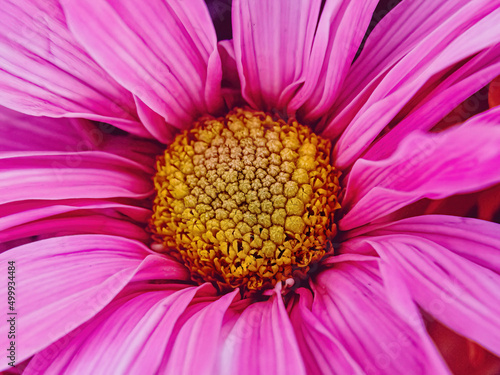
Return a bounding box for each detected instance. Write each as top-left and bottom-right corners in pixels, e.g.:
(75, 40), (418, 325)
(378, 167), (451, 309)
(91, 133), (161, 171)
(232, 0), (321, 111)
(0, 0), (149, 137)
(129, 254), (189, 284)
(290, 289), (364, 374)
(358, 233), (500, 358)
(0, 105), (161, 166)
(0, 151), (153, 205)
(323, 1), (500, 167)
(134, 96), (176, 144)
(0, 199), (150, 233)
(216, 289), (307, 375)
(62, 0), (223, 130)
(310, 261), (450, 374)
(0, 106), (91, 152)
(334, 0), (474, 109)
(0, 235), (184, 367)
(0, 213), (149, 244)
(288, 0), (379, 122)
(365, 45), (500, 161)
(367, 214), (500, 280)
(340, 121), (500, 230)
(25, 285), (199, 375)
(218, 40), (243, 109)
(159, 289), (239, 374)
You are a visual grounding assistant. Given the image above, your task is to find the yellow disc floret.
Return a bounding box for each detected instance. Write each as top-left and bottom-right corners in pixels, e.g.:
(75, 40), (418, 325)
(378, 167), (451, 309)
(151, 108), (341, 292)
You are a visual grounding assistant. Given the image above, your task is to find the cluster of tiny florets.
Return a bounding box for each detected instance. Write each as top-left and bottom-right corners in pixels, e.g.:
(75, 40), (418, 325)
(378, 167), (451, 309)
(151, 108), (340, 292)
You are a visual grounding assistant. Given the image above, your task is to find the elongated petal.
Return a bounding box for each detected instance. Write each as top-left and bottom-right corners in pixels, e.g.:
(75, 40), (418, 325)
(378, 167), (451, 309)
(310, 261), (450, 374)
(0, 213), (149, 244)
(232, 0), (321, 111)
(0, 0), (150, 136)
(158, 290), (239, 374)
(290, 289), (364, 375)
(0, 199), (150, 241)
(218, 40), (243, 109)
(134, 96), (176, 144)
(367, 215), (500, 278)
(217, 289), (307, 375)
(359, 233), (500, 358)
(0, 151), (152, 205)
(365, 45), (500, 161)
(333, 0), (484, 110)
(341, 122), (500, 230)
(62, 0), (223, 130)
(25, 286), (199, 375)
(0, 106), (90, 152)
(0, 105), (161, 168)
(288, 0), (378, 121)
(0, 235), (186, 367)
(323, 0), (500, 167)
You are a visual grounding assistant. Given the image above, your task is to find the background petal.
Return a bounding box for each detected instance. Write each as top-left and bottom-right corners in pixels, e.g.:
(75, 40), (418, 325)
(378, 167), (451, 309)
(0, 105), (161, 166)
(364, 45), (500, 161)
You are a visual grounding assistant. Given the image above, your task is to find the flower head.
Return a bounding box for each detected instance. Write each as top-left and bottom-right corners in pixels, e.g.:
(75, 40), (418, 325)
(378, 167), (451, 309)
(1, 0), (500, 374)
(151, 108), (340, 292)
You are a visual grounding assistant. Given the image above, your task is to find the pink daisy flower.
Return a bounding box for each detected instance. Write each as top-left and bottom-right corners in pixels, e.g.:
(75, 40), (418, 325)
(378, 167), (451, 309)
(1, 0), (500, 373)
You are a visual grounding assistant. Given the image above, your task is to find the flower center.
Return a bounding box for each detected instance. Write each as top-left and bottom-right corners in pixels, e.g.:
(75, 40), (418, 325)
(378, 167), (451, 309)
(151, 108), (341, 292)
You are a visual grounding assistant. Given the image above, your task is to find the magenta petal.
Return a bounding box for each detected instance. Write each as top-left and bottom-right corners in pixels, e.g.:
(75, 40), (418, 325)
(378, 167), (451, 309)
(158, 289), (238, 374)
(134, 96), (176, 144)
(288, 0), (378, 122)
(218, 40), (243, 109)
(367, 214), (500, 285)
(217, 289), (307, 375)
(0, 106), (92, 152)
(365, 45), (500, 161)
(0, 151), (153, 205)
(0, 199), (150, 233)
(361, 232), (500, 358)
(232, 0), (321, 111)
(290, 289), (363, 374)
(0, 0), (149, 136)
(0, 104), (161, 167)
(92, 135), (161, 172)
(24, 285), (199, 375)
(129, 254), (190, 284)
(335, 0), (478, 110)
(340, 121), (500, 230)
(62, 0), (223, 130)
(0, 199), (151, 253)
(324, 1), (500, 167)
(310, 262), (450, 374)
(0, 213), (149, 244)
(0, 235), (170, 367)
